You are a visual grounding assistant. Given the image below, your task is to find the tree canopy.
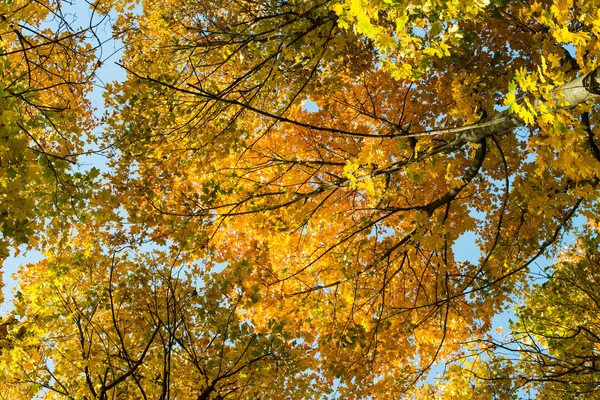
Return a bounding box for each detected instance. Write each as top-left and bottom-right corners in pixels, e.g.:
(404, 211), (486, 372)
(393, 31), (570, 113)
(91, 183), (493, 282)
(1, 0), (600, 398)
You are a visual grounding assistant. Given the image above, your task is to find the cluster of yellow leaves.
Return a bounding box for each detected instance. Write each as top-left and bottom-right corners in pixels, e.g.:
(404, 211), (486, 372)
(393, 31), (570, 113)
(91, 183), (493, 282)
(332, 0), (490, 80)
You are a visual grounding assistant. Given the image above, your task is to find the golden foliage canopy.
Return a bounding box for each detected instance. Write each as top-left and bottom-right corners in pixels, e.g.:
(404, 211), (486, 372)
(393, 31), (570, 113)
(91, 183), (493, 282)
(2, 0), (600, 398)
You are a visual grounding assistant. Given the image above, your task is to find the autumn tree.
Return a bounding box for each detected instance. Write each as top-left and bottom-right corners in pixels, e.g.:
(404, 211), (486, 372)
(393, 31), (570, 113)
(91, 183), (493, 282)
(0, 0), (102, 276)
(100, 0), (600, 395)
(426, 228), (600, 399)
(3, 0), (600, 398)
(0, 221), (327, 398)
